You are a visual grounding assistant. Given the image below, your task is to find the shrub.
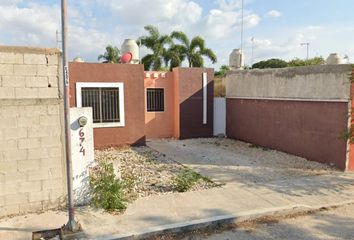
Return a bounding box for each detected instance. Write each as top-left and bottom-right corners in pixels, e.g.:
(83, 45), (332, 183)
(89, 161), (127, 212)
(174, 168), (212, 192)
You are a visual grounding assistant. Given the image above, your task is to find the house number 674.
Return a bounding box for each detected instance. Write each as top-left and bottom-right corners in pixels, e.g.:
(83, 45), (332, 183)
(79, 128), (85, 156)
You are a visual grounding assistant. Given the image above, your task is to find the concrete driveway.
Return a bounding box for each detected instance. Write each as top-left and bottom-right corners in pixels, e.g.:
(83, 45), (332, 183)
(147, 138), (335, 184)
(148, 138), (354, 201)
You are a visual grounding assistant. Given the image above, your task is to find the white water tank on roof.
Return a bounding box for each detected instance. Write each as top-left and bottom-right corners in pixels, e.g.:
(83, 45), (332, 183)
(121, 39), (139, 64)
(326, 53), (344, 65)
(229, 49), (244, 70)
(73, 57), (84, 62)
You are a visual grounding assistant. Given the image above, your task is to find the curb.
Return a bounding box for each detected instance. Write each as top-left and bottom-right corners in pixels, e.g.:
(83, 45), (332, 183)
(99, 200), (354, 240)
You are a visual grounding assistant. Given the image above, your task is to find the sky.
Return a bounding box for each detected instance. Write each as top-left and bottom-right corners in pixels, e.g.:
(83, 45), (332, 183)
(0, 0), (353, 69)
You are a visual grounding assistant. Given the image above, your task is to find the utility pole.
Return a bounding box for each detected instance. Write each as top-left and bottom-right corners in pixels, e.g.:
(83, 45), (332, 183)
(301, 42), (310, 60)
(61, 0), (80, 232)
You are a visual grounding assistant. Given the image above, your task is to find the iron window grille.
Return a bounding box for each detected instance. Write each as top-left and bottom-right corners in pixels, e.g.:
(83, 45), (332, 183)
(81, 87), (120, 123)
(147, 88), (164, 112)
(76, 82), (125, 128)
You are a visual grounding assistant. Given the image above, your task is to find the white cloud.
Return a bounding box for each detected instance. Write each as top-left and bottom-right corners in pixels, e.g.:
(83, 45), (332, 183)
(267, 10), (282, 18)
(216, 0), (242, 11)
(216, 0), (254, 11)
(102, 0), (202, 26)
(0, 1), (352, 70)
(0, 2), (119, 62)
(204, 9), (259, 39)
(0, 3), (60, 46)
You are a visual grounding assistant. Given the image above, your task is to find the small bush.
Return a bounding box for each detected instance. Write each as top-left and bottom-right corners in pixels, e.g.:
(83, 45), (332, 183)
(89, 161), (127, 212)
(174, 168), (212, 192)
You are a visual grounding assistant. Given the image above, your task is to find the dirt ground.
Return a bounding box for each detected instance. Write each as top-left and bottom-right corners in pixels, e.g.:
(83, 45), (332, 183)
(148, 138), (336, 185)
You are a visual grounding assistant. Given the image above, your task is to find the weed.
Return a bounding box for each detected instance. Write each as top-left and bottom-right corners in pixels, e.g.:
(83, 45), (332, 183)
(249, 144), (270, 151)
(339, 127), (354, 143)
(143, 152), (158, 163)
(174, 168), (213, 192)
(89, 161), (128, 212)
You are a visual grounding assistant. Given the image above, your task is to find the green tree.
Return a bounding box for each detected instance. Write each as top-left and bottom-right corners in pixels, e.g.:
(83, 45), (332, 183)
(252, 58), (288, 69)
(215, 65), (230, 77)
(98, 45), (120, 63)
(252, 57), (325, 69)
(138, 25), (172, 71)
(170, 31), (217, 68)
(287, 57), (325, 67)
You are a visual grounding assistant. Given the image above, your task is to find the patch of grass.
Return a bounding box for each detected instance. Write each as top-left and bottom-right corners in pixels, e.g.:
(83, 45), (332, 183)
(174, 168), (213, 192)
(142, 152), (158, 163)
(248, 144), (270, 151)
(89, 161), (128, 212)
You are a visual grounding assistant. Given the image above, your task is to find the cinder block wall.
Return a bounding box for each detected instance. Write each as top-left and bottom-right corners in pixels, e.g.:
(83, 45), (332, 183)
(0, 46), (66, 217)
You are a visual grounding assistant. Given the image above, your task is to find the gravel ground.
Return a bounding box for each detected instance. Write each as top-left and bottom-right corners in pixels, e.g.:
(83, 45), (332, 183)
(94, 146), (217, 200)
(148, 138), (336, 184)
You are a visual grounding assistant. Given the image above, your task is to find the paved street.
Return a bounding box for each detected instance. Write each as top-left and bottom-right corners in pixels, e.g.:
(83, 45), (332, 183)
(182, 203), (354, 240)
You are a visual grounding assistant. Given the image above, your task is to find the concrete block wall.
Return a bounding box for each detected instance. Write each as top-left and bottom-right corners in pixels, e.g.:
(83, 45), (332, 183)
(0, 46), (66, 217)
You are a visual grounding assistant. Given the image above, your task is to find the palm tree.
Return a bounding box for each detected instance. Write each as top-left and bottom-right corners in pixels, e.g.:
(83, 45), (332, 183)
(170, 31), (217, 67)
(138, 25), (172, 70)
(98, 45), (120, 63)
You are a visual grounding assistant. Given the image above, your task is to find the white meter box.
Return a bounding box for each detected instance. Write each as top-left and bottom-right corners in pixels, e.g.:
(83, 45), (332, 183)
(70, 107), (94, 206)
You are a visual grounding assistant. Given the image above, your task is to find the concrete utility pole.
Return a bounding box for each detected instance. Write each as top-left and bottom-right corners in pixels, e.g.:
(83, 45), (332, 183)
(301, 42), (310, 60)
(61, 0), (80, 232)
(240, 0), (244, 52)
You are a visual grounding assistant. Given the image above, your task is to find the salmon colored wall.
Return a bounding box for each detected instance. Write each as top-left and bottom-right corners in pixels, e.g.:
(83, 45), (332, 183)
(173, 69), (180, 139)
(174, 68), (214, 139)
(69, 62), (145, 148)
(227, 99), (348, 170)
(348, 70), (354, 171)
(144, 71), (175, 139)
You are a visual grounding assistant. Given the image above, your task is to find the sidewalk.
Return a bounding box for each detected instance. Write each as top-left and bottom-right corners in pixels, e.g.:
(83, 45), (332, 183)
(1, 172), (354, 240)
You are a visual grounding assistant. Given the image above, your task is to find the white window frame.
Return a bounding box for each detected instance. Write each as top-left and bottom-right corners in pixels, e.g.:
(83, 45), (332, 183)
(76, 82), (125, 128)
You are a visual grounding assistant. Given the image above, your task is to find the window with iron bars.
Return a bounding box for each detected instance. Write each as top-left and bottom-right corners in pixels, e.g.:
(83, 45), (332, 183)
(147, 88), (164, 112)
(81, 87), (120, 123)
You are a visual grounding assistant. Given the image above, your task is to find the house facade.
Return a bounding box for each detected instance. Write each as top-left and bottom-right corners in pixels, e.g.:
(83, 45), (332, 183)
(69, 62), (214, 148)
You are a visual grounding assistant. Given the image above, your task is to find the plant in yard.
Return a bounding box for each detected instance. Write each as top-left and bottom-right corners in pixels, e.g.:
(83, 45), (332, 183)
(98, 45), (121, 63)
(89, 161), (127, 212)
(170, 31), (217, 68)
(174, 168), (213, 192)
(138, 25), (172, 70)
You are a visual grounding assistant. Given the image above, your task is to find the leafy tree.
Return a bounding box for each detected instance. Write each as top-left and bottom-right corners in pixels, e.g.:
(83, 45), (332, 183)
(170, 31), (217, 68)
(98, 45), (120, 63)
(163, 44), (185, 71)
(252, 57), (325, 69)
(252, 58), (288, 69)
(215, 65), (230, 77)
(138, 25), (172, 71)
(287, 57), (325, 67)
